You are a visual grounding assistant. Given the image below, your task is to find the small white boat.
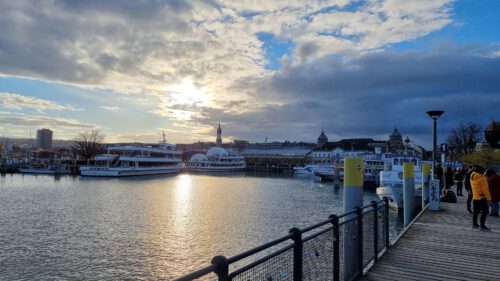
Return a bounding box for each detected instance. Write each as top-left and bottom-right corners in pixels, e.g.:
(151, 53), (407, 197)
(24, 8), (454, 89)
(376, 156), (423, 209)
(80, 141), (182, 177)
(313, 166), (342, 181)
(293, 164), (320, 174)
(185, 147), (246, 172)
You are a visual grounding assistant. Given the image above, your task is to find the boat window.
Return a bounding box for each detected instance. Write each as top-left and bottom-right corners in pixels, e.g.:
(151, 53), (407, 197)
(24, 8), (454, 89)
(393, 159), (399, 165)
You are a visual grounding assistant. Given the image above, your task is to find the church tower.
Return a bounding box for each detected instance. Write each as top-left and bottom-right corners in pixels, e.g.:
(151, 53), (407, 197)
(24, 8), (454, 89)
(216, 123), (222, 147)
(388, 127), (404, 152)
(317, 127), (328, 147)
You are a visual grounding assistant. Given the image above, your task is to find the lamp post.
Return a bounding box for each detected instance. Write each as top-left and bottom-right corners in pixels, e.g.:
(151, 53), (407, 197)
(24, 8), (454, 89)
(426, 110), (444, 179)
(404, 136), (410, 156)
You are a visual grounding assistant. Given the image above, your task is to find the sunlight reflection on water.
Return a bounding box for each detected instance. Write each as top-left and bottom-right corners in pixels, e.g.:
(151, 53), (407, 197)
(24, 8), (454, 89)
(0, 172), (402, 280)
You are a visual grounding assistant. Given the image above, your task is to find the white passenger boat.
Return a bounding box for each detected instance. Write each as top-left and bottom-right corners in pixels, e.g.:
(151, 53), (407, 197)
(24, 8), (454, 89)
(376, 156), (423, 209)
(185, 147), (246, 172)
(80, 141), (181, 177)
(312, 158), (383, 182)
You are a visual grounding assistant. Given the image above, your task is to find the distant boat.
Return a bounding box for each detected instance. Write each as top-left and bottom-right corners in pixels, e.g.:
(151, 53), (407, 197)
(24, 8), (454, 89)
(80, 142), (182, 177)
(185, 147), (246, 172)
(20, 163), (71, 175)
(376, 156), (423, 209)
(293, 164), (317, 174)
(312, 157), (384, 182)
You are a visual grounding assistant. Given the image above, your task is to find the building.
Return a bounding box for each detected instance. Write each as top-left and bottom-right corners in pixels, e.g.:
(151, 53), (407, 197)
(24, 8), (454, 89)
(36, 128), (53, 150)
(317, 128), (328, 147)
(485, 121), (500, 149)
(387, 127), (404, 153)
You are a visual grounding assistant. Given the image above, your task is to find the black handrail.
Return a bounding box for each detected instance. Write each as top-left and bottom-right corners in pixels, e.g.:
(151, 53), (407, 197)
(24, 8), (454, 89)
(175, 198), (389, 281)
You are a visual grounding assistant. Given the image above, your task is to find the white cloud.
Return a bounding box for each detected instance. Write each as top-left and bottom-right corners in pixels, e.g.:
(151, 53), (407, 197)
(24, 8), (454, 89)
(0, 92), (80, 112)
(100, 105), (120, 112)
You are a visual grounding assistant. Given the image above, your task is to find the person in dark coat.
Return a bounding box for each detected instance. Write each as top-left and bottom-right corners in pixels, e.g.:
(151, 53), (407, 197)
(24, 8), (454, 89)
(454, 168), (464, 196)
(436, 164), (444, 193)
(485, 169), (500, 216)
(464, 165), (475, 213)
(445, 166), (454, 193)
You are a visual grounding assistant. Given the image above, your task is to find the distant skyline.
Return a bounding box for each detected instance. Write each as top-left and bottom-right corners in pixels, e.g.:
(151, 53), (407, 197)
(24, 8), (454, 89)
(0, 0), (499, 149)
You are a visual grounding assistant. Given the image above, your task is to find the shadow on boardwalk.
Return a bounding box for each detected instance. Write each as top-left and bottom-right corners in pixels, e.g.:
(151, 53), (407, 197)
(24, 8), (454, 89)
(363, 189), (500, 281)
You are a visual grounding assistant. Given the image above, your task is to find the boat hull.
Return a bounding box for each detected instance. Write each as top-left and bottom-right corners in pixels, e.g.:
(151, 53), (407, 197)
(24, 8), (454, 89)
(80, 167), (180, 177)
(20, 168), (71, 175)
(184, 167), (246, 173)
(376, 184), (422, 210)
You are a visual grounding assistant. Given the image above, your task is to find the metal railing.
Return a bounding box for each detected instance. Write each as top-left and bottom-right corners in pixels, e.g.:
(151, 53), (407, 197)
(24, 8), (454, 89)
(176, 197), (390, 281)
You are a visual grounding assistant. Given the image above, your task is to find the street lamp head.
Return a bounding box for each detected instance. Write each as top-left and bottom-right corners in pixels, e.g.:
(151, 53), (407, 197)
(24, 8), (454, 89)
(426, 110), (444, 120)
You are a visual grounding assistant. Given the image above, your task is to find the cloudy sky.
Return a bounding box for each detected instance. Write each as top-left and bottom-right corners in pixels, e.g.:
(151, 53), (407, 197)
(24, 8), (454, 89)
(0, 0), (499, 148)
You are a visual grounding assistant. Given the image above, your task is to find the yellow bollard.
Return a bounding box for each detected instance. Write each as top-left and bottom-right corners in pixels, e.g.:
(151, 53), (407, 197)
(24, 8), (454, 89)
(422, 164), (431, 207)
(343, 157), (364, 281)
(403, 162), (415, 227)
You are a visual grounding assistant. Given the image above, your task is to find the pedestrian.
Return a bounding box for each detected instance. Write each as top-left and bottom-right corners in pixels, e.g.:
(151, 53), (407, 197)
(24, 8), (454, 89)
(464, 165), (474, 213)
(471, 166), (492, 230)
(436, 163), (444, 193)
(454, 168), (464, 196)
(445, 166), (454, 193)
(485, 169), (500, 217)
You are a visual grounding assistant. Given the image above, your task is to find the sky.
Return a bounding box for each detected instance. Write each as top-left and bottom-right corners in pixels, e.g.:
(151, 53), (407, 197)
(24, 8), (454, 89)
(0, 0), (499, 149)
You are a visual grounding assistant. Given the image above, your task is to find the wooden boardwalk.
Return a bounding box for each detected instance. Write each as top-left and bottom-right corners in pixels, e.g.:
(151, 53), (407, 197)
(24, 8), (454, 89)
(362, 193), (500, 281)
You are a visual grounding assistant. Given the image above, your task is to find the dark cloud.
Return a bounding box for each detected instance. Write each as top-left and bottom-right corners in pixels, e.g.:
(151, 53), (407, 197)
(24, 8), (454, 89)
(0, 1), (193, 84)
(214, 49), (500, 147)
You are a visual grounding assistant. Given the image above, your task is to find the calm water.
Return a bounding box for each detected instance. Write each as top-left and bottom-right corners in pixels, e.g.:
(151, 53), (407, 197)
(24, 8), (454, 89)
(0, 172), (403, 280)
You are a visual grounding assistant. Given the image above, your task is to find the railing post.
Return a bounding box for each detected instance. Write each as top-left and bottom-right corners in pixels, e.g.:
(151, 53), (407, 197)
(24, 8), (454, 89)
(355, 207), (363, 279)
(211, 255), (229, 281)
(289, 227), (303, 281)
(383, 197), (390, 249)
(330, 214), (340, 281)
(371, 201), (378, 262)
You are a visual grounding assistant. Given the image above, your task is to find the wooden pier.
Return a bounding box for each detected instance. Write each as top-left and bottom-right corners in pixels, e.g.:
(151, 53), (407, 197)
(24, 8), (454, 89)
(363, 193), (500, 281)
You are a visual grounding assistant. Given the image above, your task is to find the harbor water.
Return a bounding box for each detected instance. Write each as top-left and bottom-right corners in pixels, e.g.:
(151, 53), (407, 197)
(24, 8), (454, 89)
(0, 172), (404, 280)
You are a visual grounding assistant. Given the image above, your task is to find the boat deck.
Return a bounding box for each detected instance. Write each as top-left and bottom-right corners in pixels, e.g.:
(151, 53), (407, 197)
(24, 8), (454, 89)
(362, 190), (500, 281)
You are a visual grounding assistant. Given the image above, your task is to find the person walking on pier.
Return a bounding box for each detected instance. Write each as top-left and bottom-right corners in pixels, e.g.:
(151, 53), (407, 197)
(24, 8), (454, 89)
(485, 169), (500, 217)
(464, 165), (474, 213)
(454, 167), (464, 196)
(471, 166), (492, 230)
(445, 166), (454, 193)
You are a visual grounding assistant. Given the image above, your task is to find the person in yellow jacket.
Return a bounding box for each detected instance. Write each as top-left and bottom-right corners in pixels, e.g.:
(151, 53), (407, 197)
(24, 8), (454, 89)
(470, 166), (492, 231)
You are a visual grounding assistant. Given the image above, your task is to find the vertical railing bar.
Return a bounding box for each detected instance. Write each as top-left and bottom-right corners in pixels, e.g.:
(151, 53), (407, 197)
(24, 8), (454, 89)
(330, 214), (340, 281)
(383, 197), (390, 249)
(372, 201), (379, 262)
(355, 207), (363, 279)
(289, 227), (303, 281)
(211, 255), (230, 281)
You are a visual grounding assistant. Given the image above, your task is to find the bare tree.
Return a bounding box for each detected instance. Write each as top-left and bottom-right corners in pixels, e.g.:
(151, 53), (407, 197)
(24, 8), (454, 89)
(73, 130), (105, 162)
(447, 122), (482, 155)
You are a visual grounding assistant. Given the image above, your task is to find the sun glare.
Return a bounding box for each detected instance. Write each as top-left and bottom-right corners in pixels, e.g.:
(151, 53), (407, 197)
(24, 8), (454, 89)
(168, 79), (210, 106)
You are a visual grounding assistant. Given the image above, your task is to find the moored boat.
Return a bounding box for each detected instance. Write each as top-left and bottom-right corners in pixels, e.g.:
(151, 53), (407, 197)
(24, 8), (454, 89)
(185, 147), (245, 172)
(80, 141), (181, 177)
(376, 156), (423, 209)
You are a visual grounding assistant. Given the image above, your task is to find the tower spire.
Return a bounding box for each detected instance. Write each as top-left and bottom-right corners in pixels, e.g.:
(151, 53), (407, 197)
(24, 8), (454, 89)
(216, 122), (222, 147)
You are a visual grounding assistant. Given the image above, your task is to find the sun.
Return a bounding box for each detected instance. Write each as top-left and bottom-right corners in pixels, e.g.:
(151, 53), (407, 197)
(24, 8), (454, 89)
(168, 78), (210, 106)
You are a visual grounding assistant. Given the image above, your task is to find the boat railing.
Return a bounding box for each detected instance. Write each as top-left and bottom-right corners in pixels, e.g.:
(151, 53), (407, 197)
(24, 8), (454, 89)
(175, 198), (390, 281)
